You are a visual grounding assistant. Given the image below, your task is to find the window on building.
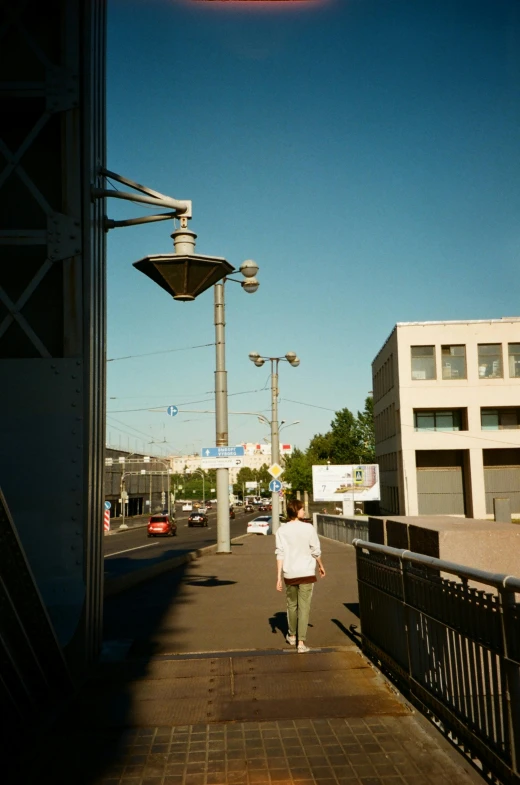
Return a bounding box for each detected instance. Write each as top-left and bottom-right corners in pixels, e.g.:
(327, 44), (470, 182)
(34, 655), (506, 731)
(441, 345), (466, 379)
(481, 408), (520, 430)
(411, 346), (436, 380)
(414, 410), (463, 431)
(478, 344), (503, 378)
(509, 344), (520, 378)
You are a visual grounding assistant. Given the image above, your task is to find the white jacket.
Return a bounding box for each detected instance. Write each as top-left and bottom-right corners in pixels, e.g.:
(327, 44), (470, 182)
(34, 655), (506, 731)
(275, 521), (321, 579)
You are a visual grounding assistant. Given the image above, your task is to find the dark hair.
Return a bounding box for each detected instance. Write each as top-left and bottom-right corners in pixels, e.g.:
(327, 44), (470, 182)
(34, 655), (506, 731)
(286, 499), (304, 520)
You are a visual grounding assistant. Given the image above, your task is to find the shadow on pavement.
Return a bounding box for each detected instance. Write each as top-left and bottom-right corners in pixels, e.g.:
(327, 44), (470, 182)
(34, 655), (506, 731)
(344, 601), (360, 618)
(183, 574), (237, 587)
(331, 617), (362, 646)
(14, 562), (193, 785)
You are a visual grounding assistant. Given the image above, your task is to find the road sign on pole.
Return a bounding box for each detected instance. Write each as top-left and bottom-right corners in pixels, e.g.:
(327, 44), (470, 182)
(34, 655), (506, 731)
(167, 405), (178, 416)
(201, 446), (245, 458)
(201, 456), (244, 469)
(269, 479), (282, 493)
(104, 500), (111, 510)
(268, 463), (284, 479)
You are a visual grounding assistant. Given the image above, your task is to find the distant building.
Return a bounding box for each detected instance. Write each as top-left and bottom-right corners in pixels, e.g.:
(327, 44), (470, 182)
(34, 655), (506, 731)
(104, 448), (173, 516)
(372, 318), (520, 518)
(170, 443), (292, 484)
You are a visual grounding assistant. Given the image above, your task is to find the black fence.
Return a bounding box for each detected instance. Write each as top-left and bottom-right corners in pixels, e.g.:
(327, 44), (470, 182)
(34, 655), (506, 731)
(353, 539), (520, 785)
(315, 514), (369, 544)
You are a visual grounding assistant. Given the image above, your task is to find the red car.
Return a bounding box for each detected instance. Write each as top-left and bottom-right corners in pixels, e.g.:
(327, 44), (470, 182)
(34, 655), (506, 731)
(147, 514), (177, 537)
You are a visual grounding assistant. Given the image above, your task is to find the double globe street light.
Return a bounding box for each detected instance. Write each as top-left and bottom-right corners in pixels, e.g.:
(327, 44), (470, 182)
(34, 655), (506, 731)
(248, 351), (300, 533)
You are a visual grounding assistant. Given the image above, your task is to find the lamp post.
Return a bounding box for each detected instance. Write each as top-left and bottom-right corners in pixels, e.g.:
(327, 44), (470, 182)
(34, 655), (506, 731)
(189, 469), (206, 508)
(248, 351), (300, 533)
(120, 469), (146, 528)
(127, 179), (258, 556)
(214, 261), (259, 553)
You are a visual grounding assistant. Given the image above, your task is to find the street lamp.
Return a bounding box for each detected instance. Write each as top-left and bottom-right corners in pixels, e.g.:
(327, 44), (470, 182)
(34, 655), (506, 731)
(109, 176), (258, 554)
(248, 351), (300, 533)
(189, 469), (206, 508)
(213, 260), (259, 552)
(98, 169), (258, 553)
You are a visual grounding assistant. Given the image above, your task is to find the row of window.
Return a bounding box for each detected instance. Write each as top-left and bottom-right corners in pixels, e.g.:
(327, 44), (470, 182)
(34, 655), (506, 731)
(373, 354), (394, 402)
(374, 403), (397, 442)
(378, 451), (398, 472)
(411, 343), (520, 380)
(413, 408), (520, 431)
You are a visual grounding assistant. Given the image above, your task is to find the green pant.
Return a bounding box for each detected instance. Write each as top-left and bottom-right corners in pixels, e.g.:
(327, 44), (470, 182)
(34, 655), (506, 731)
(286, 583), (314, 641)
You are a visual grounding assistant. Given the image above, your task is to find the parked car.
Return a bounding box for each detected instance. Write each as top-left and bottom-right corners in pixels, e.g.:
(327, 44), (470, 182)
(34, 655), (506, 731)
(147, 514), (176, 537)
(229, 507), (236, 520)
(247, 515), (272, 535)
(188, 511), (208, 527)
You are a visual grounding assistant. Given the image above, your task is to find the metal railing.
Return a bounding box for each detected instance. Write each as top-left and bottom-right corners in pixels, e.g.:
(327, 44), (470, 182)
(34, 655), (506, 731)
(352, 539), (520, 785)
(315, 514), (369, 544)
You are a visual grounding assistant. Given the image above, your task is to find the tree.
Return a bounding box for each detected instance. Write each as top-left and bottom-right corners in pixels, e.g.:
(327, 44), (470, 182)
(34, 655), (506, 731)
(355, 395), (375, 464)
(234, 466), (257, 498)
(255, 463), (271, 492)
(283, 448), (313, 494)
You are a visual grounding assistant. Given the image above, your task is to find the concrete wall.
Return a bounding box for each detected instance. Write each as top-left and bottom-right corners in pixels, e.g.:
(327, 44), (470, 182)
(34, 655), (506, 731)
(368, 515), (520, 587)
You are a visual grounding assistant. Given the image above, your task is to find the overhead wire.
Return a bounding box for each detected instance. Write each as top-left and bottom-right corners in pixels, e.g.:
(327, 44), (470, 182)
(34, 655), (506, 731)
(107, 387), (270, 413)
(107, 342), (215, 363)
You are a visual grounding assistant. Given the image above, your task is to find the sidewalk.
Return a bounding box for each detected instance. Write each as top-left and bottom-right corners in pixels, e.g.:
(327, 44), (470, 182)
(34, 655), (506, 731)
(21, 534), (484, 785)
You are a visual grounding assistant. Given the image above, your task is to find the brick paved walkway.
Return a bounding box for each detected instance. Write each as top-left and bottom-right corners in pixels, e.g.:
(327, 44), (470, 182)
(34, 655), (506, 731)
(17, 535), (484, 785)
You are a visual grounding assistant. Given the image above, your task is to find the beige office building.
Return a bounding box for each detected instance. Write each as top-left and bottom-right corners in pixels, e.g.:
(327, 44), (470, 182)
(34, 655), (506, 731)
(372, 318), (520, 518)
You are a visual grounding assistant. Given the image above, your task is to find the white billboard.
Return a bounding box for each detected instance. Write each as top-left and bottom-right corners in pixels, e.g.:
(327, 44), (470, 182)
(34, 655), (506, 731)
(312, 464), (380, 502)
(245, 481), (258, 489)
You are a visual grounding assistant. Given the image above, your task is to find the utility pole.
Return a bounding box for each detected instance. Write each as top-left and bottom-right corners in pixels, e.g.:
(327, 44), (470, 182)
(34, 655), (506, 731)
(214, 281), (231, 553)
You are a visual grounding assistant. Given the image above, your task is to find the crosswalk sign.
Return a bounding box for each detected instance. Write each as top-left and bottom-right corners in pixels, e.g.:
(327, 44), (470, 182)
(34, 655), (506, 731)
(354, 468), (364, 485)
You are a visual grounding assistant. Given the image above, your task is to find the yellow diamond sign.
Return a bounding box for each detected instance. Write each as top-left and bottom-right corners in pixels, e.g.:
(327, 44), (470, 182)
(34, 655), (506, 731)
(268, 463), (284, 479)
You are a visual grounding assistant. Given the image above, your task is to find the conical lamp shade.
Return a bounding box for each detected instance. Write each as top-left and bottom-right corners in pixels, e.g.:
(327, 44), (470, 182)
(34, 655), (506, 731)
(133, 254), (234, 301)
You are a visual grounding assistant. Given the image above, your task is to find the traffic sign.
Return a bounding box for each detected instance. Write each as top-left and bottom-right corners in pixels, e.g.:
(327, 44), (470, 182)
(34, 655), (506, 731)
(201, 446), (245, 458)
(201, 456), (244, 469)
(104, 501), (111, 510)
(268, 463), (284, 479)
(167, 405), (178, 416)
(269, 479), (282, 493)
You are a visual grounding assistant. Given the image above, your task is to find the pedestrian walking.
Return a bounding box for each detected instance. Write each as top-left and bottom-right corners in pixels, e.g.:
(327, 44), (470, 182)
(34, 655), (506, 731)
(275, 499), (326, 653)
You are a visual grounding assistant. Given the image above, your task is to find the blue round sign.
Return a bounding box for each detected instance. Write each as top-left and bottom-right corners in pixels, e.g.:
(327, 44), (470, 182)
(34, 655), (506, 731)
(269, 479), (282, 493)
(104, 501), (111, 510)
(167, 405), (178, 416)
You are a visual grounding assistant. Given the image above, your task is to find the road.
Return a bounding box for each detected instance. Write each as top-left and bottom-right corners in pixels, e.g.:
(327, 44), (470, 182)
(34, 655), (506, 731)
(104, 507), (264, 580)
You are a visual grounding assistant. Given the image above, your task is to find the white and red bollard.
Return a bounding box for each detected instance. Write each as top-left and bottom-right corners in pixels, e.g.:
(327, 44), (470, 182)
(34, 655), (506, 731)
(104, 501), (111, 532)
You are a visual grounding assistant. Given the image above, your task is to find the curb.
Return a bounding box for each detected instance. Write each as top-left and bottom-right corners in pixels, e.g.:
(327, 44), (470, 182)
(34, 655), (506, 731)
(104, 533), (251, 598)
(105, 523), (149, 535)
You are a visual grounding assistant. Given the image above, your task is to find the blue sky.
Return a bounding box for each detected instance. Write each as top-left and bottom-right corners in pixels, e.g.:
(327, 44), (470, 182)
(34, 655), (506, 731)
(106, 0), (520, 457)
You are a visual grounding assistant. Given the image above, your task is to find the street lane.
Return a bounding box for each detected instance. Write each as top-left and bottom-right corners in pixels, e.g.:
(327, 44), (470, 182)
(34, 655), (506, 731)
(104, 508), (265, 579)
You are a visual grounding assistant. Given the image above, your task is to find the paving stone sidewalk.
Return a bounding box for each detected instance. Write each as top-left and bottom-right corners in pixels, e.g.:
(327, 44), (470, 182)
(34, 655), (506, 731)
(18, 534), (485, 785)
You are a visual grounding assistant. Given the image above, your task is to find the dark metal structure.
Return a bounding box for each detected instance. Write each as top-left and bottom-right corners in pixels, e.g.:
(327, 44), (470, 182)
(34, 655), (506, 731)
(0, 0), (107, 714)
(353, 539), (520, 785)
(315, 513), (369, 544)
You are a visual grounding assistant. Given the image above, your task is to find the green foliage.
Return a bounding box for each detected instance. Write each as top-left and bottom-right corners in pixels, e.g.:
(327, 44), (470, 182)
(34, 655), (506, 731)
(283, 448), (313, 493)
(234, 463), (272, 496)
(283, 395), (376, 495)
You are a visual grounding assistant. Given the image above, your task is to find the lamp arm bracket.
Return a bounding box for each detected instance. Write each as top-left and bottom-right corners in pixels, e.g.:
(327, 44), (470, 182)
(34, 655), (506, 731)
(92, 168), (192, 231)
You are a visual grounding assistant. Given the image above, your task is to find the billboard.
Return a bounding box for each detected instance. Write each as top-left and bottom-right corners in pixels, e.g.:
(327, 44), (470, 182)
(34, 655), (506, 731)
(312, 464), (380, 502)
(245, 481), (258, 489)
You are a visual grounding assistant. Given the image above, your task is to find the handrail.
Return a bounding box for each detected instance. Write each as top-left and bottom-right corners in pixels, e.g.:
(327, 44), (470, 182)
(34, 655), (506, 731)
(352, 538), (520, 591)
